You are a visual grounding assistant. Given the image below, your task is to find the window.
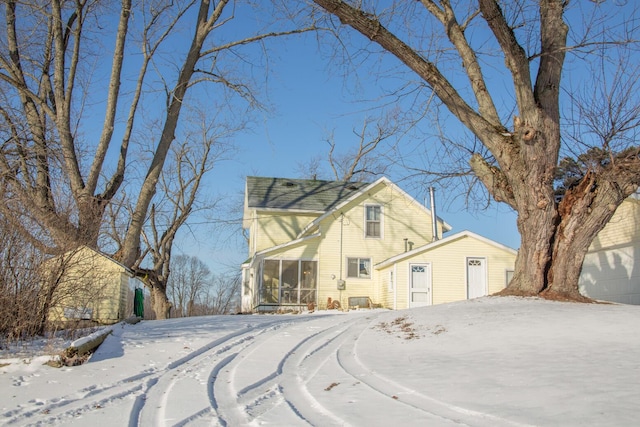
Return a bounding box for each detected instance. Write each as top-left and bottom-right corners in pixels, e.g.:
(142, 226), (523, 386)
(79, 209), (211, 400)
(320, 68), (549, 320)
(261, 260), (280, 303)
(506, 270), (514, 286)
(300, 261), (317, 304)
(259, 259), (317, 305)
(365, 205), (381, 238)
(347, 257), (371, 278)
(280, 260), (299, 304)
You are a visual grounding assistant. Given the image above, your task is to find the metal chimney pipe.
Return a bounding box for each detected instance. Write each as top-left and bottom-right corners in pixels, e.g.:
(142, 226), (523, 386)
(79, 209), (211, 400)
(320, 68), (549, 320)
(429, 187), (438, 241)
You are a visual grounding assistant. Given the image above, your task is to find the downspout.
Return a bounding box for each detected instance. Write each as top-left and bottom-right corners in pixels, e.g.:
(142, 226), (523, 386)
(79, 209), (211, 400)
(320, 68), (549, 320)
(339, 213), (344, 306)
(339, 213), (344, 280)
(429, 187), (438, 242)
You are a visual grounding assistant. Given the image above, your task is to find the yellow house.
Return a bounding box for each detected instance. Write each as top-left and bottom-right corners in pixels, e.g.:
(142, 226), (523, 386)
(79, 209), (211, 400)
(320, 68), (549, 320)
(580, 192), (640, 304)
(46, 246), (143, 325)
(241, 176), (517, 312)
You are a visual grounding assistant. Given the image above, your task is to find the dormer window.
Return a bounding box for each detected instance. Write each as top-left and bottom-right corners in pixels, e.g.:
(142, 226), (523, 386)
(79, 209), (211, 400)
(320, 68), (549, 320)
(365, 205), (382, 238)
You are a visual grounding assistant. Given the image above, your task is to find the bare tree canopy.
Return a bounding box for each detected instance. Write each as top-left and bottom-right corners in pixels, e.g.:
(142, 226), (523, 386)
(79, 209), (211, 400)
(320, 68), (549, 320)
(0, 0), (314, 267)
(309, 0), (640, 299)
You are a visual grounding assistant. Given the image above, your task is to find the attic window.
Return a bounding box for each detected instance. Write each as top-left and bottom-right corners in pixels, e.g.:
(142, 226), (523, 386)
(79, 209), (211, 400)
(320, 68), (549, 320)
(365, 205), (382, 238)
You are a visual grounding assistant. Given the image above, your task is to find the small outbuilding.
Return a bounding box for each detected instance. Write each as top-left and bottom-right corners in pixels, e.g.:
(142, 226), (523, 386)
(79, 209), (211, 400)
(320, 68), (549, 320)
(46, 246), (143, 326)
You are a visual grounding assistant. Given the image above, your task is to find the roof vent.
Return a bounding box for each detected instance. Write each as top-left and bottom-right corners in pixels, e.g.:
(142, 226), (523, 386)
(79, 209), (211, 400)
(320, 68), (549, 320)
(282, 181), (295, 187)
(347, 184), (358, 190)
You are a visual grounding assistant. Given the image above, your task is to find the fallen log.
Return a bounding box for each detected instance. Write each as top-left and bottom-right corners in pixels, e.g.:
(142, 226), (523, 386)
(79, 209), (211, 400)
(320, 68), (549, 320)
(60, 327), (114, 366)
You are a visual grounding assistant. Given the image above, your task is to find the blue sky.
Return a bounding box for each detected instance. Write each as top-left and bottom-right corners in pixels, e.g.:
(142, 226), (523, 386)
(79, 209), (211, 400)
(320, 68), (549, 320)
(174, 26), (521, 274)
(69, 0), (637, 280)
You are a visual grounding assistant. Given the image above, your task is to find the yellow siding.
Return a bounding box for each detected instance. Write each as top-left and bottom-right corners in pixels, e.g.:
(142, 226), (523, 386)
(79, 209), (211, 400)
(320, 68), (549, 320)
(589, 199), (640, 250)
(377, 235), (516, 309)
(313, 182), (437, 309)
(580, 198), (640, 304)
(247, 179), (516, 312)
(251, 211), (320, 254)
(47, 247), (129, 324)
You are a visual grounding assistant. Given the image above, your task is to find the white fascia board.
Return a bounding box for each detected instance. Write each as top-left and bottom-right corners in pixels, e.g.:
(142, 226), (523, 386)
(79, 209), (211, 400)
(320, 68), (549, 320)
(256, 207), (326, 215)
(297, 177), (453, 239)
(374, 230), (517, 269)
(255, 232), (322, 258)
(296, 177), (390, 238)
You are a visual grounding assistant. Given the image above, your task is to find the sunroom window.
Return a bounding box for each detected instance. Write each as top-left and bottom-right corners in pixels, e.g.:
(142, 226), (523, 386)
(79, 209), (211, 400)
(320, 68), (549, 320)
(260, 259), (317, 305)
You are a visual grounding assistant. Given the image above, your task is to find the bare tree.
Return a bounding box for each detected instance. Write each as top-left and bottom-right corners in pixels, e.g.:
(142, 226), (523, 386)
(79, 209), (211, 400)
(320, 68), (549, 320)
(200, 272), (241, 315)
(123, 113), (230, 319)
(327, 115), (397, 181)
(167, 256), (239, 317)
(297, 114), (399, 181)
(167, 255), (211, 317)
(0, 215), (44, 342)
(0, 0), (314, 266)
(310, 0), (640, 300)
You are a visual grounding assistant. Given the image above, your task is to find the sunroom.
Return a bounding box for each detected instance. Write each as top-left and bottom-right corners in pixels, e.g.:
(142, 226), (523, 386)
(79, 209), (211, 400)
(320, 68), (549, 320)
(258, 259), (317, 311)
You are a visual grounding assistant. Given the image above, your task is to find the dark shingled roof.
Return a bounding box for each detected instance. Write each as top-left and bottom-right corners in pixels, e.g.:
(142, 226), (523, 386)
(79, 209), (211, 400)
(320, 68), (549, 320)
(246, 177), (369, 212)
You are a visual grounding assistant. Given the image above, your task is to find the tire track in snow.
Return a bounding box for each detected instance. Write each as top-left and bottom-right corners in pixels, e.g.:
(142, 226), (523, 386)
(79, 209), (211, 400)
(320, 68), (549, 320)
(2, 318), (296, 426)
(334, 318), (533, 427)
(212, 314), (374, 426)
(274, 315), (459, 426)
(211, 312), (528, 427)
(134, 318), (307, 426)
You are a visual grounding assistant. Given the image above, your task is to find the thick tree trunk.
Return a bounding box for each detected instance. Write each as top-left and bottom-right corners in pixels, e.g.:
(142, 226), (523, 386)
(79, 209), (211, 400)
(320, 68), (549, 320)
(310, 0), (640, 302)
(542, 175), (631, 300)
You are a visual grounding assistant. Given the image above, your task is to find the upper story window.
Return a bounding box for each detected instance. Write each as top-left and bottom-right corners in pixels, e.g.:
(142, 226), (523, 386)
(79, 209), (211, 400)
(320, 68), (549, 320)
(365, 205), (382, 238)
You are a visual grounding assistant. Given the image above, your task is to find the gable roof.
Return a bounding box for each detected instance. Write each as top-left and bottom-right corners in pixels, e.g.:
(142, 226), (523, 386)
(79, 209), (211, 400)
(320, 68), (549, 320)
(245, 176), (369, 212)
(296, 176), (452, 238)
(375, 230), (517, 269)
(44, 245), (135, 276)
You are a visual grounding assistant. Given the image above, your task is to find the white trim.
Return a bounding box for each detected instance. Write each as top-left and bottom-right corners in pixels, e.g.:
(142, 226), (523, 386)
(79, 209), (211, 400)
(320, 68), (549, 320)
(505, 268), (515, 287)
(393, 263), (397, 310)
(255, 207), (326, 215)
(364, 203), (383, 239)
(346, 256), (373, 279)
(408, 262), (432, 308)
(254, 233), (322, 257)
(466, 256), (488, 299)
(375, 230), (517, 270)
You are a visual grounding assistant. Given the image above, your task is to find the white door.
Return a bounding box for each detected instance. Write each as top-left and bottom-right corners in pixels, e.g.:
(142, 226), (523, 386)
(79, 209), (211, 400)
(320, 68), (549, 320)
(467, 257), (487, 299)
(409, 264), (431, 308)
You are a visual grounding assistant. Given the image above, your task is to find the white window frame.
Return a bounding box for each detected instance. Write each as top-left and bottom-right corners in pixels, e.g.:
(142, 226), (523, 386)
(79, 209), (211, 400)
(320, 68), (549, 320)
(346, 257), (372, 279)
(505, 269), (514, 286)
(364, 204), (383, 239)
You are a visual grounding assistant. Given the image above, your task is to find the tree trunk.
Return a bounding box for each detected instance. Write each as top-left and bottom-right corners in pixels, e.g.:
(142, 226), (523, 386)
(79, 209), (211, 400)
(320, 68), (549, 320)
(150, 283), (171, 320)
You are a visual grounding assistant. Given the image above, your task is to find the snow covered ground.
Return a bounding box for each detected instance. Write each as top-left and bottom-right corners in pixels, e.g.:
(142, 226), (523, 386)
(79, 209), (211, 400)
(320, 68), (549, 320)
(1, 296), (639, 426)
